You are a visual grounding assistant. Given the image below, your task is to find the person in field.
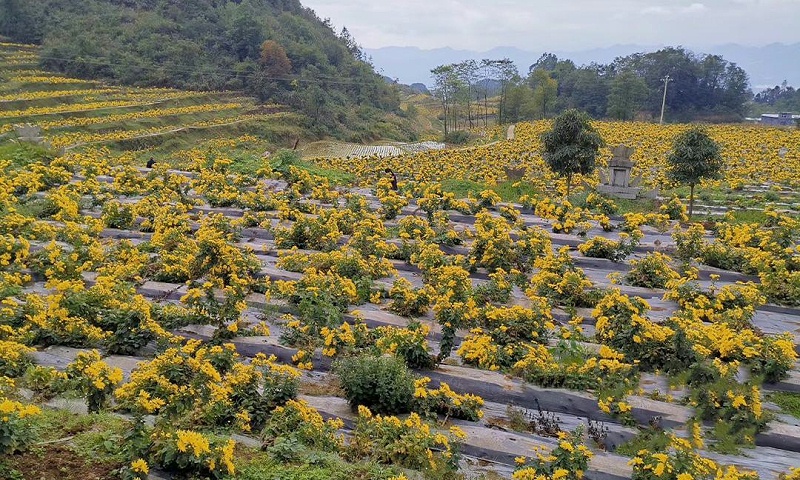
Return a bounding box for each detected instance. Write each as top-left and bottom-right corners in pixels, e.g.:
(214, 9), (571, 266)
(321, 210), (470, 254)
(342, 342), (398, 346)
(146, 157), (156, 168)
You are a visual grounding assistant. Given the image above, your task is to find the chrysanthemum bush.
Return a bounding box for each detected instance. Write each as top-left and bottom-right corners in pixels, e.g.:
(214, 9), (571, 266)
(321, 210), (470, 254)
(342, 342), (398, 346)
(593, 290), (695, 373)
(347, 405), (464, 476)
(387, 277), (432, 317)
(64, 349), (123, 413)
(261, 398), (344, 452)
(673, 212), (800, 305)
(535, 198), (594, 235)
(376, 177), (408, 220)
(0, 389), (41, 454)
(512, 342), (638, 396)
(273, 267), (360, 332)
(458, 298), (555, 371)
(629, 434), (758, 480)
(115, 342), (300, 431)
(528, 247), (603, 309)
(149, 428), (236, 479)
(623, 252), (680, 289)
(468, 211), (521, 272)
(578, 233), (638, 263)
(512, 427), (593, 480)
(688, 374), (767, 445)
(0, 340), (33, 377)
(663, 272), (796, 382)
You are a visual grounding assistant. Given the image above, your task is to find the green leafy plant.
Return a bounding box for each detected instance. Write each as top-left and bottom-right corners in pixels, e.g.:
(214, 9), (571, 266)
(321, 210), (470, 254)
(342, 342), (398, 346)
(335, 355), (415, 415)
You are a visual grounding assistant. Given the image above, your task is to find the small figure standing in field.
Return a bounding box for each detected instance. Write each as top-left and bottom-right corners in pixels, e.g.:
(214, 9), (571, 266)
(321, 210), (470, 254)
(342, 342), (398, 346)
(146, 157), (156, 168)
(385, 168), (398, 191)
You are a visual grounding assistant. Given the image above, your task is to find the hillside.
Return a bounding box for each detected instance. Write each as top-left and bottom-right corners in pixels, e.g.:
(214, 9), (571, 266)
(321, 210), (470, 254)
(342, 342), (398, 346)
(0, 0), (417, 141)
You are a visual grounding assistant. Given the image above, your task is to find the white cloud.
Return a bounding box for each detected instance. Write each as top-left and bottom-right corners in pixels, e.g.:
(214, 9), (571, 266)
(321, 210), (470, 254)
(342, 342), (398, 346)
(641, 6), (671, 15)
(681, 3), (708, 13)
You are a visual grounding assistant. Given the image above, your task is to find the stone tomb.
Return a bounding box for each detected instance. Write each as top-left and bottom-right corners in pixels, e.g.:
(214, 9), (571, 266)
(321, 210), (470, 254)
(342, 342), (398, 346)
(598, 145), (644, 199)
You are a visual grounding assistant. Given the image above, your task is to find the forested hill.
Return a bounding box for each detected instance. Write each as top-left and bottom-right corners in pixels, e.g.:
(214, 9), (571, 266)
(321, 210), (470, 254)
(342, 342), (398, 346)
(0, 0), (413, 141)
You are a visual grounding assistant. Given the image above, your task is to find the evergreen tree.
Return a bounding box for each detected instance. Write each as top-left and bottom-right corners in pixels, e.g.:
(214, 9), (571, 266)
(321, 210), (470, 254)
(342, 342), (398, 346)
(667, 127), (723, 217)
(541, 109), (605, 196)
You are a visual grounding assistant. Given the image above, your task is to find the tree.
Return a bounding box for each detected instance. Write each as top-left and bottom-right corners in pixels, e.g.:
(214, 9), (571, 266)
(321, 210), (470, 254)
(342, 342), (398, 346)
(666, 127), (723, 217)
(529, 69), (558, 119)
(488, 59), (518, 125)
(260, 40), (292, 78)
(607, 71), (648, 120)
(431, 64), (459, 136)
(541, 109), (605, 196)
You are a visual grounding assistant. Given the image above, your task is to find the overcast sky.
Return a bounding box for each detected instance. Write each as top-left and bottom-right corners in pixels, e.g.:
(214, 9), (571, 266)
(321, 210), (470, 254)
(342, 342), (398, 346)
(302, 0), (800, 51)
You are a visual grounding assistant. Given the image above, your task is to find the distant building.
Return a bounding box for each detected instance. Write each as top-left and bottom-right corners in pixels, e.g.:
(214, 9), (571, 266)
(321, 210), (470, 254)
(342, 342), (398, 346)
(760, 112), (800, 126)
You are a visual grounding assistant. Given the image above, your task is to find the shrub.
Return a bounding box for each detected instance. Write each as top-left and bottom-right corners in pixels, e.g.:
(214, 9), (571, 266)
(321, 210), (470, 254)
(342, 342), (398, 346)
(388, 278), (431, 317)
(101, 199), (135, 229)
(273, 214), (342, 252)
(673, 223), (707, 263)
(660, 196), (689, 222)
(513, 427), (593, 479)
(444, 130), (470, 145)
(348, 405), (463, 475)
(374, 323), (436, 370)
(578, 233), (637, 262)
(690, 377), (767, 445)
(630, 434), (757, 480)
(0, 397), (41, 454)
(528, 248), (600, 308)
(150, 429), (236, 479)
(625, 252), (680, 289)
(65, 350), (123, 413)
(413, 377), (484, 421)
(469, 211), (519, 272)
(586, 192), (618, 215)
(0, 340), (34, 377)
(261, 399), (343, 452)
(335, 355), (415, 415)
(593, 290), (688, 372)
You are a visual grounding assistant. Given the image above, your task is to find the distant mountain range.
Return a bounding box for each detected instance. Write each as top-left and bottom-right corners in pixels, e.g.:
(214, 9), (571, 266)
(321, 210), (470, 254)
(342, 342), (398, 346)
(365, 44), (800, 92)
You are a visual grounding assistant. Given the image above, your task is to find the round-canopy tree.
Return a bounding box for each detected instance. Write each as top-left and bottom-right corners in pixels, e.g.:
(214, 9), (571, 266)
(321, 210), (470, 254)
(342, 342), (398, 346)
(666, 127), (723, 218)
(541, 109), (604, 196)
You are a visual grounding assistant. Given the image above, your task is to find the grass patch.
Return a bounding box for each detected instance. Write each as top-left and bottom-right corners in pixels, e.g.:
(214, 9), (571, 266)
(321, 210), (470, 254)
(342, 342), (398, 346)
(616, 427), (670, 457)
(614, 197), (658, 215)
(236, 448), (401, 480)
(0, 142), (55, 169)
(769, 391), (800, 418)
(441, 178), (539, 202)
(0, 408), (129, 480)
(296, 160), (355, 185)
(441, 178), (484, 199)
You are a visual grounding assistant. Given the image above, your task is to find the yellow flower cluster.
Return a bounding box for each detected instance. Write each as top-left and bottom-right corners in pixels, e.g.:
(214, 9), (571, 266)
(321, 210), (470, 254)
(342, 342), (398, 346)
(313, 120), (800, 191)
(629, 435), (758, 480)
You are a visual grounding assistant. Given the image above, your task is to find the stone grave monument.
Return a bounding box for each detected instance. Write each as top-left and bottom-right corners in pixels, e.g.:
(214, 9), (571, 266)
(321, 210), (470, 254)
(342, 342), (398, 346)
(597, 145), (644, 199)
(14, 124), (45, 144)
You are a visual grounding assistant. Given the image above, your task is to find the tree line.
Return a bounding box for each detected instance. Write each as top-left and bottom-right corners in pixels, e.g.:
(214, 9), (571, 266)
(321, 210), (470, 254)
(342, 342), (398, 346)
(753, 81), (800, 114)
(431, 47), (753, 131)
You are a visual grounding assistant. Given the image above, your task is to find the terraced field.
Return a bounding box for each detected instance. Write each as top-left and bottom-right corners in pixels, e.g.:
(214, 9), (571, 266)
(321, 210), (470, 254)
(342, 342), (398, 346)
(0, 43), (301, 157)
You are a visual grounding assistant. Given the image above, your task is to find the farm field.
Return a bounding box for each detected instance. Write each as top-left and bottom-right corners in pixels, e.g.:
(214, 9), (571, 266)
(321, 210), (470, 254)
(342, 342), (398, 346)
(0, 43), (303, 161)
(1, 42), (800, 480)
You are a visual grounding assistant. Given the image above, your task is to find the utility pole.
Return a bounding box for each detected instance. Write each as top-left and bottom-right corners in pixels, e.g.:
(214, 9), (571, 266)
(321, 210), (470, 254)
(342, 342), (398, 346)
(660, 75), (672, 124)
